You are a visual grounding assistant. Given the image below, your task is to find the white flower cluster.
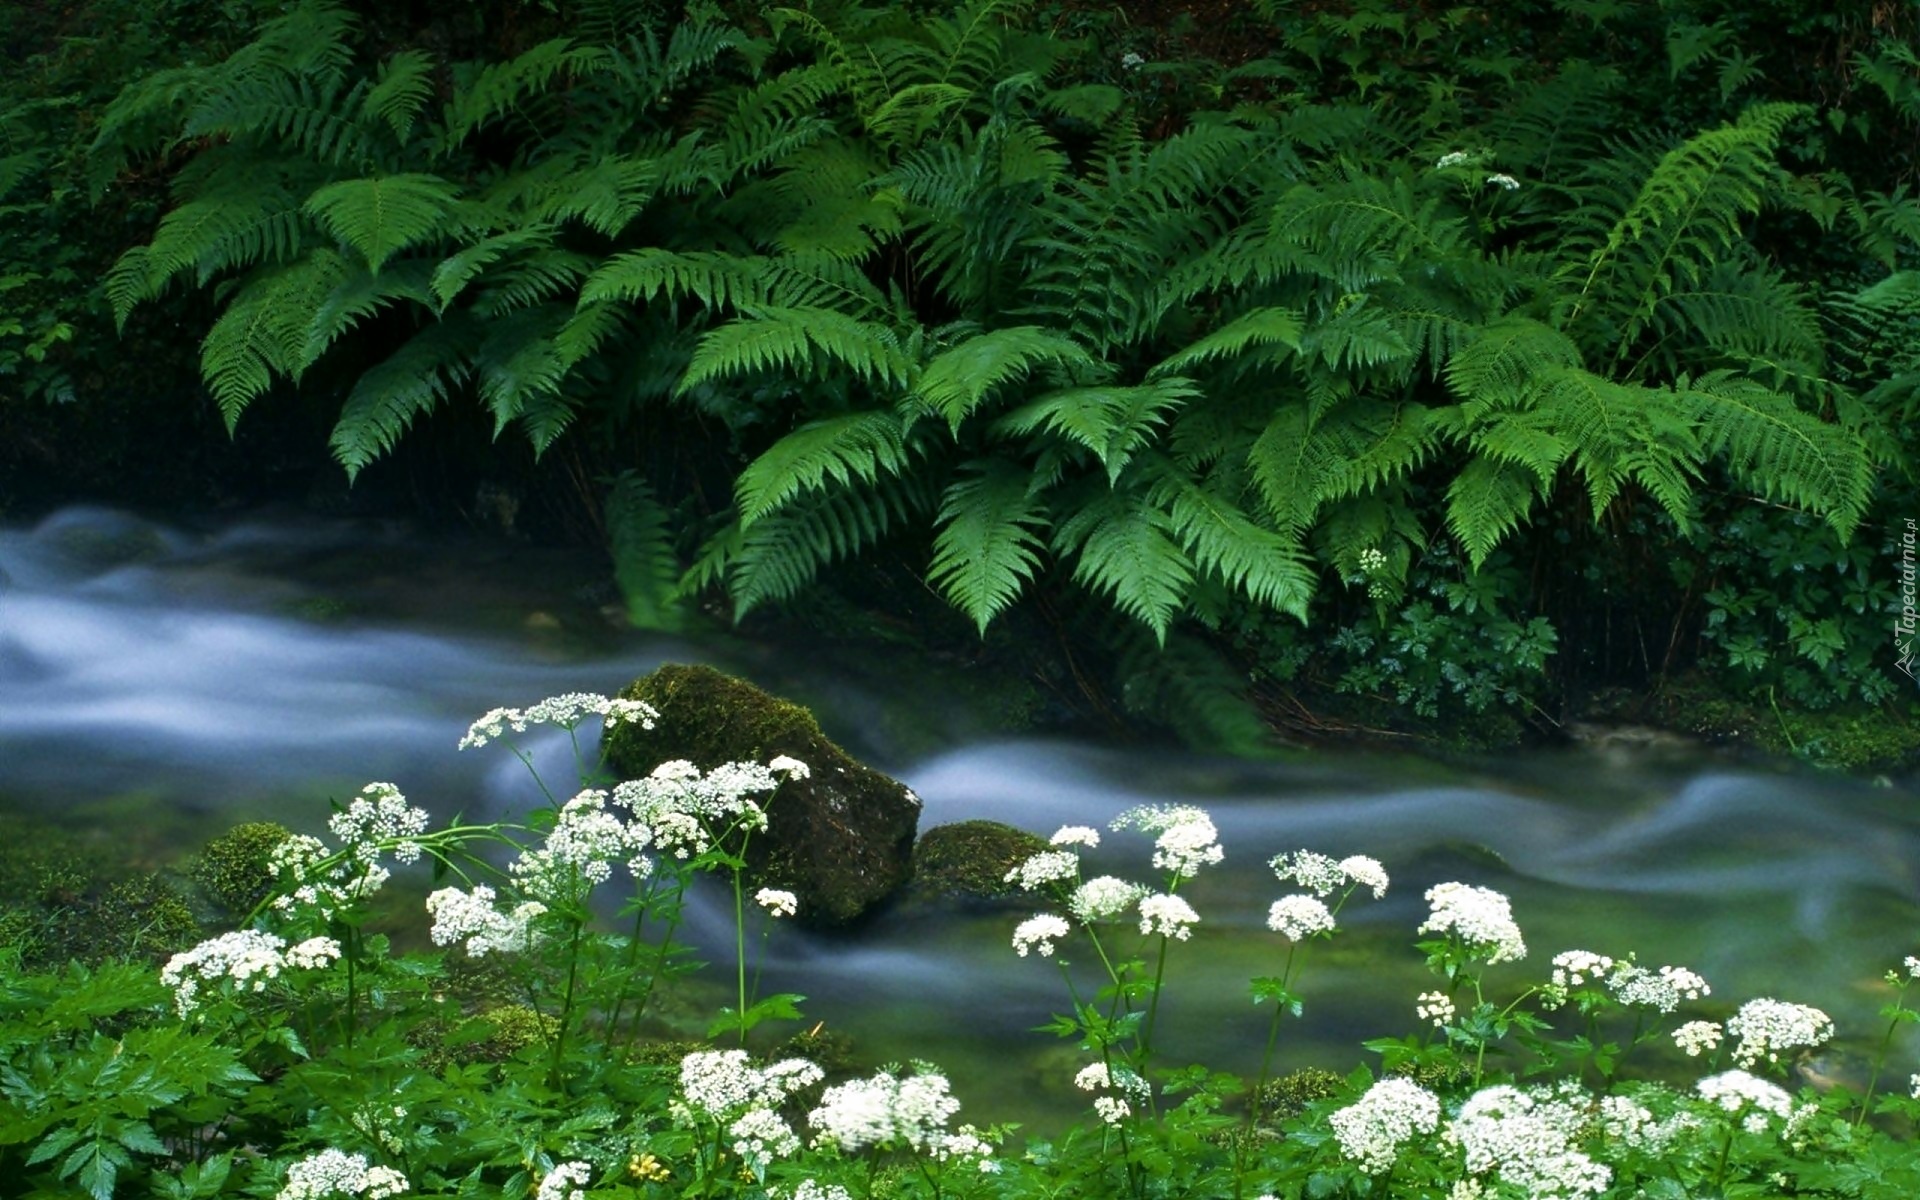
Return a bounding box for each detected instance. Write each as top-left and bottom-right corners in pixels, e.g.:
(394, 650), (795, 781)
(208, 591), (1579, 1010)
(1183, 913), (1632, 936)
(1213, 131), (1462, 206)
(1137, 892), (1200, 940)
(1050, 825), (1100, 848)
(1725, 998), (1833, 1068)
(329, 782), (429, 864)
(1271, 851), (1389, 899)
(511, 789), (653, 898)
(1550, 950), (1613, 988)
(1673, 1020), (1724, 1057)
(611, 756), (805, 864)
(1608, 962), (1710, 1013)
(1696, 1069), (1812, 1135)
(162, 931), (341, 1017)
(1358, 547), (1387, 574)
(808, 1065), (977, 1160)
(1012, 914), (1071, 957)
(534, 1161), (593, 1200)
(1416, 990), (1455, 1027)
(268, 833), (388, 923)
(1436, 150), (1474, 168)
(1074, 1061), (1150, 1124)
(1004, 850), (1080, 892)
(1069, 876), (1146, 924)
(790, 1183), (853, 1200)
(1419, 882), (1527, 964)
(1111, 804), (1223, 879)
(1267, 894), (1335, 942)
(425, 885), (547, 956)
(1448, 1084), (1610, 1200)
(756, 888), (799, 917)
(1905, 955), (1920, 978)
(459, 692), (659, 749)
(674, 1050), (823, 1176)
(277, 1149), (408, 1200)
(1328, 1078), (1440, 1175)
(1597, 1094), (1702, 1155)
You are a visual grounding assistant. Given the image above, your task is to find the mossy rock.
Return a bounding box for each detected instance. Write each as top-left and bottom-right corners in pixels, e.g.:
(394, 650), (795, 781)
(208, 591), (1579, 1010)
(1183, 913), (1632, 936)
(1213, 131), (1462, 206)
(606, 664), (921, 928)
(189, 821), (293, 917)
(902, 820), (1050, 912)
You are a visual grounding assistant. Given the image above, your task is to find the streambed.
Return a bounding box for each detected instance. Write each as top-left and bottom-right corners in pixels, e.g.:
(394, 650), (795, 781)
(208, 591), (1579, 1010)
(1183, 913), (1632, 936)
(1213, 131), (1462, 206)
(2, 506), (1916, 1128)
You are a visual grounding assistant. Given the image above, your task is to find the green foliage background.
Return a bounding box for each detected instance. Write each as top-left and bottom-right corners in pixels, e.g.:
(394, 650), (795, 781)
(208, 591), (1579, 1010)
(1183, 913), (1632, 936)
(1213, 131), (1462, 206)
(5, 0), (1919, 753)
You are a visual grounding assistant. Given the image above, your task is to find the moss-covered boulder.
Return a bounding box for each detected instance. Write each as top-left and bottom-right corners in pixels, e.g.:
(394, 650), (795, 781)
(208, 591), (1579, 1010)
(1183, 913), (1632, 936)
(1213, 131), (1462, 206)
(605, 664), (920, 928)
(903, 820), (1050, 912)
(189, 821), (293, 917)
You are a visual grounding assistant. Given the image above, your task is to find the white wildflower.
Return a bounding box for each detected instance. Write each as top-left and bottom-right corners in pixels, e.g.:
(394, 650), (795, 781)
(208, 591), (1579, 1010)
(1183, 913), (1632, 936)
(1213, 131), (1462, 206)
(794, 1183), (853, 1200)
(1012, 913), (1071, 958)
(1725, 998), (1833, 1068)
(285, 937), (343, 970)
(277, 1149), (409, 1200)
(1357, 547), (1387, 574)
(1419, 882), (1526, 964)
(1137, 892), (1199, 940)
(756, 888), (799, 917)
(1003, 850), (1080, 891)
(1550, 950), (1613, 988)
(162, 931), (288, 1016)
(1450, 1084), (1610, 1200)
(534, 1161), (592, 1200)
(1111, 804), (1223, 878)
(511, 789), (649, 897)
(1607, 961), (1710, 1012)
(328, 782), (430, 863)
(1436, 150), (1472, 168)
(1120, 51), (1145, 70)
(1270, 851), (1346, 897)
(1673, 1020), (1723, 1057)
(460, 692), (656, 750)
(1050, 825), (1100, 848)
(1328, 1077), (1440, 1175)
(1068, 876), (1147, 924)
(768, 754), (810, 779)
(1416, 990), (1455, 1027)
(1339, 855), (1390, 898)
(1910, 1074), (1920, 1100)
(425, 885), (546, 956)
(1093, 1096), (1131, 1124)
(679, 1049), (822, 1119)
(1267, 894), (1335, 941)
(1696, 1069), (1796, 1124)
(809, 1066), (964, 1153)
(1485, 173), (1520, 190)
(730, 1106), (802, 1175)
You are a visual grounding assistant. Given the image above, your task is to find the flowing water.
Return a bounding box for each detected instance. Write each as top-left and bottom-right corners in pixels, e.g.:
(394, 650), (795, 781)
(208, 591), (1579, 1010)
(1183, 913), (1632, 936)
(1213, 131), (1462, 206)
(3, 506), (1917, 1128)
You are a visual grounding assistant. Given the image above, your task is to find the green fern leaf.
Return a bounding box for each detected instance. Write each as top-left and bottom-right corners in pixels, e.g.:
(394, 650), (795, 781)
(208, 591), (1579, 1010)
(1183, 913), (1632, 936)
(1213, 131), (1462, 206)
(1445, 454), (1541, 569)
(1684, 372), (1872, 539)
(720, 477), (935, 619)
(361, 50), (434, 142)
(1055, 490), (1193, 644)
(428, 228), (555, 309)
(1159, 477), (1313, 621)
(328, 317), (479, 479)
(300, 261), (434, 370)
(927, 459), (1049, 633)
(606, 472), (685, 631)
(1150, 307), (1303, 378)
(995, 378), (1198, 485)
(304, 173), (461, 274)
(912, 326), (1096, 434)
(679, 306), (913, 393)
(734, 410), (913, 525)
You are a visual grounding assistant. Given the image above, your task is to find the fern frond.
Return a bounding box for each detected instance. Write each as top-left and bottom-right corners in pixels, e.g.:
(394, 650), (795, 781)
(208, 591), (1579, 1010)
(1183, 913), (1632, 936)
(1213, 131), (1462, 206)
(328, 317), (480, 479)
(428, 227), (554, 309)
(606, 471), (686, 631)
(912, 326), (1096, 433)
(525, 155), (659, 237)
(361, 50), (435, 143)
(299, 260), (434, 370)
(1150, 307), (1302, 378)
(733, 410), (913, 525)
(304, 173), (461, 273)
(1116, 630), (1274, 755)
(473, 305), (575, 435)
(995, 379), (1198, 485)
(1055, 490), (1193, 644)
(1684, 372), (1872, 539)
(679, 306), (912, 393)
(443, 39), (611, 146)
(1445, 454), (1542, 569)
(581, 248), (765, 311)
(200, 251), (351, 426)
(717, 476), (936, 619)
(1445, 316), (1584, 413)
(1158, 476), (1314, 621)
(927, 458), (1049, 633)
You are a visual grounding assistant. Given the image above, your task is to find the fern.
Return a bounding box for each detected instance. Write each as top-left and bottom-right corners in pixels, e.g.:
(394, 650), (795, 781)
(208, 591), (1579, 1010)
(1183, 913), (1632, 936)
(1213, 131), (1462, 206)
(912, 326), (1097, 434)
(1445, 454), (1543, 569)
(1157, 474), (1315, 621)
(732, 410), (913, 525)
(1683, 372), (1872, 538)
(360, 50), (435, 143)
(1055, 488), (1194, 644)
(680, 306), (912, 393)
(303, 173), (461, 273)
(1150, 307), (1302, 377)
(994, 379), (1198, 485)
(704, 476), (936, 619)
(328, 317), (481, 477)
(927, 458), (1049, 632)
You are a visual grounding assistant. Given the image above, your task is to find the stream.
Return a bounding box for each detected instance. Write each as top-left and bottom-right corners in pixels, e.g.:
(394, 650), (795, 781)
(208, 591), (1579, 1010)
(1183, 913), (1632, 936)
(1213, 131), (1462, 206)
(3, 505), (1917, 1128)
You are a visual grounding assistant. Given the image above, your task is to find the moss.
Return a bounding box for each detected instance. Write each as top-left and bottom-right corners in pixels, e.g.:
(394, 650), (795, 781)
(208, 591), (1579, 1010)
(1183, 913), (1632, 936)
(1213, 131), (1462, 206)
(901, 821), (1051, 912)
(1253, 1066), (1345, 1122)
(188, 821), (294, 916)
(1621, 674), (1920, 774)
(64, 874), (202, 964)
(606, 664), (920, 928)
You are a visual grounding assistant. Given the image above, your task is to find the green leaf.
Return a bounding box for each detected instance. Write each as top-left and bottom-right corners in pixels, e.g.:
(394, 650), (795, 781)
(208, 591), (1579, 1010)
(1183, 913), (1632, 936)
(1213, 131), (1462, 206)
(734, 410), (912, 525)
(1056, 490), (1193, 643)
(997, 379), (1199, 485)
(304, 173), (462, 274)
(928, 459), (1050, 634)
(912, 326), (1096, 434)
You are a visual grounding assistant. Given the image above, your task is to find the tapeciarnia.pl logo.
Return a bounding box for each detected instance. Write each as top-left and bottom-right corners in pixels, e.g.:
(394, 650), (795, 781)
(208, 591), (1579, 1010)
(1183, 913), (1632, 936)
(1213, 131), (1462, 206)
(1898, 517), (1916, 682)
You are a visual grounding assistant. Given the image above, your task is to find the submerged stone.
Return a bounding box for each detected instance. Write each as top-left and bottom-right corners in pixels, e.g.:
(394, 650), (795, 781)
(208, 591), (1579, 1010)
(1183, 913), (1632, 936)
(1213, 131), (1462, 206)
(605, 664), (920, 928)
